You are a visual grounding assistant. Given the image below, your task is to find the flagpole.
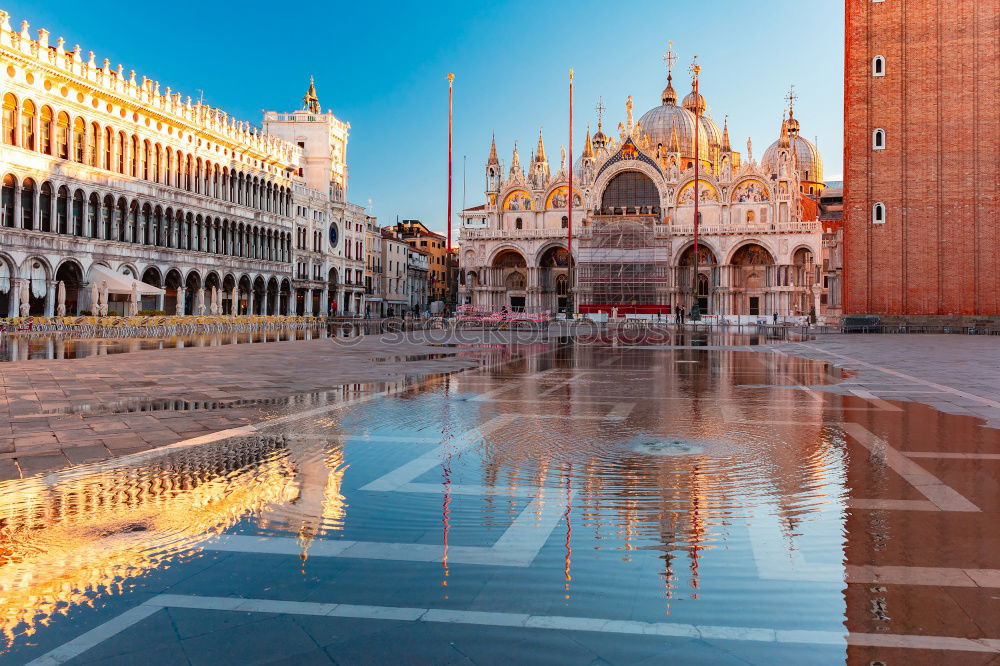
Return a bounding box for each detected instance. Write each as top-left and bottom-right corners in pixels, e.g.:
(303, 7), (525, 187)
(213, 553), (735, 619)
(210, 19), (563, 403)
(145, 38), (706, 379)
(567, 68), (575, 319)
(690, 57), (702, 322)
(446, 73), (454, 316)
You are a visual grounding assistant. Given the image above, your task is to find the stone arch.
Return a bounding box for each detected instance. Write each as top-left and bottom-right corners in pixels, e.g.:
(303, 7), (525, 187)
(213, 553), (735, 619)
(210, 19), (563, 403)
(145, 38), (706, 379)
(54, 259), (85, 316)
(726, 240), (776, 266)
(267, 277), (279, 315)
(488, 246), (528, 268)
(19, 256), (52, 316)
(252, 275), (266, 314)
(674, 240), (720, 266)
(592, 161), (665, 214)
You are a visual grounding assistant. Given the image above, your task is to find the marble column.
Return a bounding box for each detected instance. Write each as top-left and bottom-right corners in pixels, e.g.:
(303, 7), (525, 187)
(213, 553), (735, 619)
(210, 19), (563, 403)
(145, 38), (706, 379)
(45, 281), (55, 317)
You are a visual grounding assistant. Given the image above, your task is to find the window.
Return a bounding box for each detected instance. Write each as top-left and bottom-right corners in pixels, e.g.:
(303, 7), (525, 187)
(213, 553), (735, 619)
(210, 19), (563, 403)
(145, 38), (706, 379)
(872, 202), (886, 224)
(56, 112), (69, 158)
(20, 100), (35, 150)
(872, 128), (886, 150)
(73, 118), (85, 162)
(872, 55), (885, 77)
(2, 93), (15, 145)
(746, 210), (755, 222)
(39, 106), (52, 154)
(515, 218), (523, 230)
(561, 216), (568, 229)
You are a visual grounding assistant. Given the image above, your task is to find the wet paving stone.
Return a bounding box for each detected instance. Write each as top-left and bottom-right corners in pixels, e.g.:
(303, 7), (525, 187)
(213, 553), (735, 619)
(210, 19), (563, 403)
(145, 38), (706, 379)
(0, 333), (998, 664)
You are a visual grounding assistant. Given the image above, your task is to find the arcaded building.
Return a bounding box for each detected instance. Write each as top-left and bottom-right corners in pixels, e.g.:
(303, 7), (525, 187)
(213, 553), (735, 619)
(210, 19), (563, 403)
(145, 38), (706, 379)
(0, 11), (364, 317)
(459, 58), (838, 320)
(844, 0), (999, 319)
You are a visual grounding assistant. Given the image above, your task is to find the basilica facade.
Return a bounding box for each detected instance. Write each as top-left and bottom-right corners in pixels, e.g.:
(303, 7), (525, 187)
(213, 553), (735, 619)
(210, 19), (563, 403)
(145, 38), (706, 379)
(459, 63), (837, 321)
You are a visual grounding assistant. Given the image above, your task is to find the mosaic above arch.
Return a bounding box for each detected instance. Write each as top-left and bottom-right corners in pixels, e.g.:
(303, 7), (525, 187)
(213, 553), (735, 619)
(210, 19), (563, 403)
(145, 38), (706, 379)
(503, 190), (533, 211)
(731, 179), (771, 203)
(677, 180), (719, 205)
(545, 187), (583, 210)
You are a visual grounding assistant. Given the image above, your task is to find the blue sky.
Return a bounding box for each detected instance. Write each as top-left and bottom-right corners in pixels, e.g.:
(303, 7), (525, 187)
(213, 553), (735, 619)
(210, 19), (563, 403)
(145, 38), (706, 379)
(11, 1), (843, 234)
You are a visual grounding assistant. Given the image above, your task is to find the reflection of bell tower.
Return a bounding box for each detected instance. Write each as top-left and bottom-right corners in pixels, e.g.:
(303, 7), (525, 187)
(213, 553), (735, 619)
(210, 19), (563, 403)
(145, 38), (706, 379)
(485, 133), (500, 203)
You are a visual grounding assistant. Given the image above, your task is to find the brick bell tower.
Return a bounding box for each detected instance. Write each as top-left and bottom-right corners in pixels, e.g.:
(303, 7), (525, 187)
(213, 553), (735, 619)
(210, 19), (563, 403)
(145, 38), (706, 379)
(843, 0), (999, 321)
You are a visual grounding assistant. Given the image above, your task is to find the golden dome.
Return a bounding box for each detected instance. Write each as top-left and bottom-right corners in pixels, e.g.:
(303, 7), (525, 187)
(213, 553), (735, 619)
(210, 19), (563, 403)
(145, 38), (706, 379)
(682, 90), (707, 115)
(637, 102), (710, 161)
(761, 134), (824, 184)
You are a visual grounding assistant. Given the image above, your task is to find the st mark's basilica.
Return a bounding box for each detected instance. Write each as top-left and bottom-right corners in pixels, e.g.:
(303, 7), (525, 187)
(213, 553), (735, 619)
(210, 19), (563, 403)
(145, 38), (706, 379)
(458, 56), (840, 321)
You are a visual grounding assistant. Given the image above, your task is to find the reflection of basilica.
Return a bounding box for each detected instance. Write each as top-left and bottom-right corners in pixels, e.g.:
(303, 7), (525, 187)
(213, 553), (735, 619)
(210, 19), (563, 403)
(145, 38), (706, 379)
(453, 347), (844, 599)
(459, 51), (839, 320)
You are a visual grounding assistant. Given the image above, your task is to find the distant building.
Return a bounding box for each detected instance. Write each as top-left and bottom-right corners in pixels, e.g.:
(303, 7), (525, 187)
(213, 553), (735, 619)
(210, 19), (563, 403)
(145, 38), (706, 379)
(364, 216), (382, 317)
(394, 220), (448, 304)
(263, 79), (365, 316)
(381, 226), (408, 316)
(406, 246), (430, 313)
(844, 1), (999, 320)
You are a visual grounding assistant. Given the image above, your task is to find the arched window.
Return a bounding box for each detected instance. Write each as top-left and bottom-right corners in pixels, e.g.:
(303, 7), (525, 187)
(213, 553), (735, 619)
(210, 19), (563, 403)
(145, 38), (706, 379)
(104, 126), (113, 169)
(72, 190), (84, 235)
(131, 135), (139, 177)
(56, 112), (69, 158)
(746, 210), (755, 222)
(21, 178), (34, 229)
(515, 217), (523, 230)
(20, 100), (35, 150)
(1, 175), (14, 227)
(56, 186), (69, 233)
(872, 55), (886, 77)
(142, 140), (151, 180)
(872, 128), (886, 150)
(117, 131), (126, 173)
(88, 122), (99, 166)
(561, 215), (568, 229)
(40, 182), (51, 232)
(601, 170), (659, 213)
(872, 202), (886, 224)
(72, 117), (85, 162)
(39, 106), (53, 154)
(2, 93), (16, 145)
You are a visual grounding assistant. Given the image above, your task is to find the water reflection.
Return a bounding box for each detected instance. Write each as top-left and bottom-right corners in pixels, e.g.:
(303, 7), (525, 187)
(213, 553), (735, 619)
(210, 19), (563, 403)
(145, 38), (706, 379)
(1, 339), (940, 663)
(0, 327), (331, 362)
(0, 436), (298, 644)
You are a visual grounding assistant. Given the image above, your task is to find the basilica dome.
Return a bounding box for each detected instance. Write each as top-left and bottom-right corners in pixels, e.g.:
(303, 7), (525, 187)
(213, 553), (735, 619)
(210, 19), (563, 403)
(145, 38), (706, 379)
(761, 133), (824, 185)
(637, 101), (710, 161)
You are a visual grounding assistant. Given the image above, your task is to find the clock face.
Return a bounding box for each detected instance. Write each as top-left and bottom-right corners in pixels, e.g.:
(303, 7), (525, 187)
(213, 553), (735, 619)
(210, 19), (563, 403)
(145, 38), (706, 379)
(328, 222), (339, 247)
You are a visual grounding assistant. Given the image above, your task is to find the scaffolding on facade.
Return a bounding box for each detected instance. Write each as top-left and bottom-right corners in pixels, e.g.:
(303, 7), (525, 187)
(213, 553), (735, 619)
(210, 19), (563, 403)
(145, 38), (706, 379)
(577, 215), (671, 312)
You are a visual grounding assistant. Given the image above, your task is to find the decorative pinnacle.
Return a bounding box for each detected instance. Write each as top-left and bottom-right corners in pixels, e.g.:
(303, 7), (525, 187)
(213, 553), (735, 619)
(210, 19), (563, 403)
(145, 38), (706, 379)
(689, 55), (701, 81)
(595, 97), (605, 129)
(447, 73), (454, 86)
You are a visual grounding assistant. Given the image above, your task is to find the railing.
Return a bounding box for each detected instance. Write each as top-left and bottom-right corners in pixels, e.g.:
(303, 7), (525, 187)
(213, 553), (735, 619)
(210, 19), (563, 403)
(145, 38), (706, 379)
(459, 228), (570, 241)
(670, 222), (821, 235)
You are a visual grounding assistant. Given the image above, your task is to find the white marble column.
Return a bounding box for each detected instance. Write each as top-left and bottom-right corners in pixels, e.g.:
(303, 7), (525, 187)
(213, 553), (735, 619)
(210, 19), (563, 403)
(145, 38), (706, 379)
(45, 281), (55, 317)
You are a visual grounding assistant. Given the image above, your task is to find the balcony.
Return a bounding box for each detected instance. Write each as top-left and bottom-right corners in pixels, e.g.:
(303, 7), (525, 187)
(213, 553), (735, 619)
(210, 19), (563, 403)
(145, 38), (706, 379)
(669, 221), (821, 236)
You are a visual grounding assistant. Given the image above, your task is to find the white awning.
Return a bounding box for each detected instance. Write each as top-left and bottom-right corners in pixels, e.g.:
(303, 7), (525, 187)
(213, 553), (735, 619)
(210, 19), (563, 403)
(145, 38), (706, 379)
(90, 265), (165, 296)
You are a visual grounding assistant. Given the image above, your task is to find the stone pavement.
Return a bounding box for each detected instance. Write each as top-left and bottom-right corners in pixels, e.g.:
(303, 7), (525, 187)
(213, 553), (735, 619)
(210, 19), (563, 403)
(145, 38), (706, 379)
(2, 330), (998, 482)
(775, 334), (1000, 428)
(0, 334), (486, 480)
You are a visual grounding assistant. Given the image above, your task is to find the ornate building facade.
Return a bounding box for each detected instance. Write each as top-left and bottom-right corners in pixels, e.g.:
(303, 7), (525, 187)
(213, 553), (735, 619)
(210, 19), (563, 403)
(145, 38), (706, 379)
(0, 11), (365, 317)
(459, 60), (838, 320)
